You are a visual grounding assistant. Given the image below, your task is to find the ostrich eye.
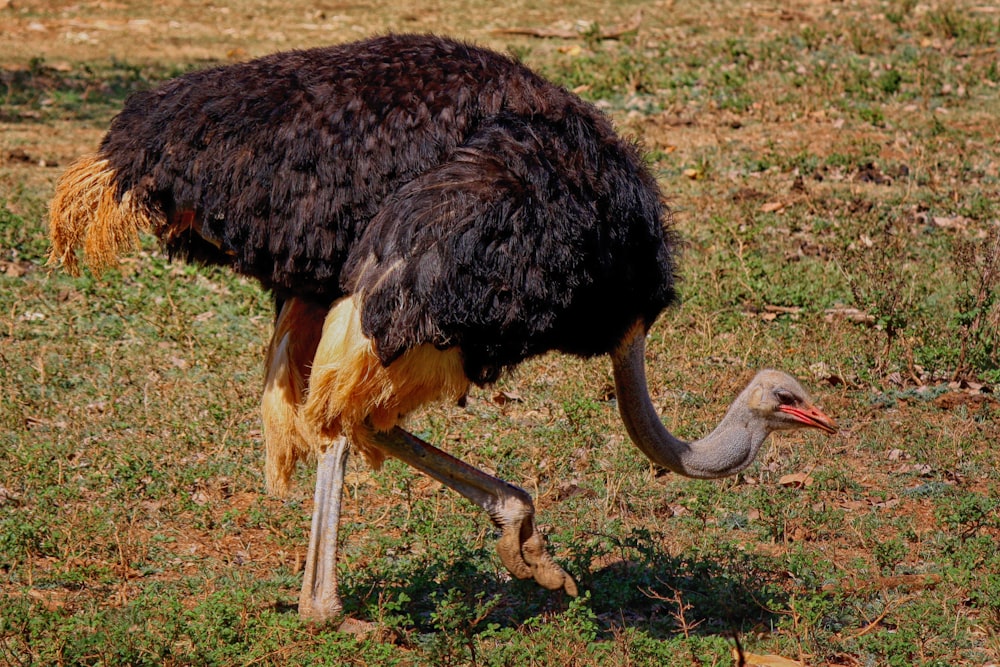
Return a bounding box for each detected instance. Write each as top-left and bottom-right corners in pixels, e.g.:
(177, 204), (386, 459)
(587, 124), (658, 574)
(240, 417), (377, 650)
(774, 389), (797, 406)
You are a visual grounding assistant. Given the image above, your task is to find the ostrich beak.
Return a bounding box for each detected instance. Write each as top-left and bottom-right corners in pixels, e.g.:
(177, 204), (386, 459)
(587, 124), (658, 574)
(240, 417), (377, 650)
(778, 404), (838, 434)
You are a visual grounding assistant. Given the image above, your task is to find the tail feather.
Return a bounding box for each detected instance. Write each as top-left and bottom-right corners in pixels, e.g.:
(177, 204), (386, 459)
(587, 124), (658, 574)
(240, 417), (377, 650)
(48, 154), (159, 274)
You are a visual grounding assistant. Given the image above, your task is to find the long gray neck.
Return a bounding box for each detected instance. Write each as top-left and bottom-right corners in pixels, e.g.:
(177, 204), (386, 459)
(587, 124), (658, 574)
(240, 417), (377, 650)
(611, 324), (769, 479)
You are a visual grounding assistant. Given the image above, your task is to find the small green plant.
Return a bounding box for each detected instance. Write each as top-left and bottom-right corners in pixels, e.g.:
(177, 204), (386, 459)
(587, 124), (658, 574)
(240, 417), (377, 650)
(0, 200), (48, 264)
(799, 25), (827, 51)
(987, 60), (1000, 84)
(680, 480), (722, 529)
(921, 4), (999, 45)
(842, 211), (930, 378)
(878, 69), (903, 96)
(950, 227), (1000, 381)
(849, 23), (881, 55)
(935, 491), (998, 539)
(885, 0), (918, 25)
(969, 572), (1000, 627)
(873, 538), (908, 573)
(423, 589), (501, 666)
(542, 47), (651, 101)
(750, 485), (798, 543)
(857, 105), (885, 126)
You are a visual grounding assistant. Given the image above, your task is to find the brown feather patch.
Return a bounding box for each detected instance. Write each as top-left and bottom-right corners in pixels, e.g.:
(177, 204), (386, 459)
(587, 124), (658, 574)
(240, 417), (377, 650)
(301, 296), (470, 469)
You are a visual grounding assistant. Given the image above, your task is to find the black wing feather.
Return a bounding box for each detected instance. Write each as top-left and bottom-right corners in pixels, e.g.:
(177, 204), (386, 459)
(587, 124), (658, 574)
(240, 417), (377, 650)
(346, 113), (677, 384)
(97, 34), (678, 375)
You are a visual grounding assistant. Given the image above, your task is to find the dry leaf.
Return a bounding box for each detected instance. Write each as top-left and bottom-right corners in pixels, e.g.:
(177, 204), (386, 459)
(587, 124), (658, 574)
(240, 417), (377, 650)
(737, 649), (804, 666)
(823, 573), (941, 594)
(764, 304), (802, 315)
(760, 201), (786, 213)
(932, 215), (969, 230)
(779, 472), (814, 488)
(0, 486), (19, 506)
(901, 463), (933, 476)
(492, 390), (522, 405)
(1, 260), (28, 277)
(762, 305), (801, 321)
(28, 589), (70, 611)
(836, 500), (868, 512)
(948, 379), (987, 394)
(731, 187), (766, 203)
(824, 306), (875, 324)
(807, 361), (849, 387)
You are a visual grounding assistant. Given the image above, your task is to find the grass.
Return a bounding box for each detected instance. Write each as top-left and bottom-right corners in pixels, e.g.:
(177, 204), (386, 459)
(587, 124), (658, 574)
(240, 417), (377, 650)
(2, 0), (999, 664)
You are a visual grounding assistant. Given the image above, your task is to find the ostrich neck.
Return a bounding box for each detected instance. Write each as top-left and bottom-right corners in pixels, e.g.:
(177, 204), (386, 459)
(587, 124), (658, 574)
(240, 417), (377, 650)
(611, 325), (767, 480)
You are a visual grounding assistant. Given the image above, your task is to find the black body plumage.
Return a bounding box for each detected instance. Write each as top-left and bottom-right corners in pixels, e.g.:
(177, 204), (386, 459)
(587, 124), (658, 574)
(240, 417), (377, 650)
(99, 34), (679, 383)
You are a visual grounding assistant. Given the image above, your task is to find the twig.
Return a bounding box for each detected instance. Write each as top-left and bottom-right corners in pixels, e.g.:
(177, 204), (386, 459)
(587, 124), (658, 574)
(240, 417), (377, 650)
(843, 595), (914, 640)
(639, 582), (704, 638)
(821, 573), (941, 595)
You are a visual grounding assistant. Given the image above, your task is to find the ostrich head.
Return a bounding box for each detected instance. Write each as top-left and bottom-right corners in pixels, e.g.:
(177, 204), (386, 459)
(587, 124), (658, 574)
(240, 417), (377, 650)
(741, 369), (839, 435)
(612, 324), (837, 480)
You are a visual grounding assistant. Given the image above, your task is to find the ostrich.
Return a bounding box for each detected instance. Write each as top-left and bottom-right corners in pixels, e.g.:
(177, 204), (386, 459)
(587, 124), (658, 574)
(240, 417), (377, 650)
(48, 34), (837, 624)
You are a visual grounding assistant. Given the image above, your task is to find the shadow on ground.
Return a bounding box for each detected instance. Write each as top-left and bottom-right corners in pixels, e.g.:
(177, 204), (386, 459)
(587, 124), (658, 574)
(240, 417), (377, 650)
(340, 527), (785, 639)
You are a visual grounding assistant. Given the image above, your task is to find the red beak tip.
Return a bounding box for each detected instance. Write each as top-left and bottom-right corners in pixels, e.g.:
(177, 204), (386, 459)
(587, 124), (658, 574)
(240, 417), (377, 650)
(781, 405), (838, 434)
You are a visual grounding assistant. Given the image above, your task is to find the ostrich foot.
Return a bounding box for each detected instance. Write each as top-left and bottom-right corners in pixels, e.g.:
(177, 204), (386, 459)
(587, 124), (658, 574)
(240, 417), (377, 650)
(496, 515), (578, 595)
(298, 594), (344, 625)
(371, 426), (576, 596)
(336, 617), (377, 635)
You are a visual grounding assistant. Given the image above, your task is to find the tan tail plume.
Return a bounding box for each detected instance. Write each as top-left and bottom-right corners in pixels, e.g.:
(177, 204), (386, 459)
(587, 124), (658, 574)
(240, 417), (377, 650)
(48, 154), (160, 275)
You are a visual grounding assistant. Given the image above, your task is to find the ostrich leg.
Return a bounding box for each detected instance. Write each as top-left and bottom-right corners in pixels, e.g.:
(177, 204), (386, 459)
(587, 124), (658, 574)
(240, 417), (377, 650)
(371, 426), (577, 595)
(299, 435), (350, 623)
